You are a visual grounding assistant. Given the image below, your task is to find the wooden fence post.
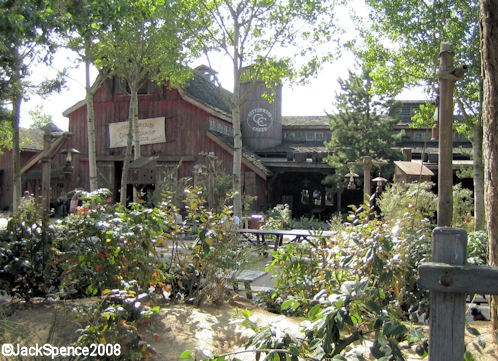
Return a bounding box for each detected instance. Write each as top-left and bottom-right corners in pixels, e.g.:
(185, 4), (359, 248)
(429, 227), (467, 361)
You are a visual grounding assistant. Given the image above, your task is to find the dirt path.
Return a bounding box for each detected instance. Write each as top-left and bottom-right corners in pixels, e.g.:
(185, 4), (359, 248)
(1, 299), (497, 361)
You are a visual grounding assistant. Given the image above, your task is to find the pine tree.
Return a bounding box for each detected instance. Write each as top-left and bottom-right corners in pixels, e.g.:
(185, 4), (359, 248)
(325, 65), (402, 192)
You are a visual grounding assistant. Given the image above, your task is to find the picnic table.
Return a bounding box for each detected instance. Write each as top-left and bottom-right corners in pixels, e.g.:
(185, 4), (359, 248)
(237, 228), (335, 251)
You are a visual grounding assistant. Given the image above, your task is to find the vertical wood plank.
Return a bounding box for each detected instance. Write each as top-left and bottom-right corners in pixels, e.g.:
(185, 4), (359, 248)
(429, 227), (467, 361)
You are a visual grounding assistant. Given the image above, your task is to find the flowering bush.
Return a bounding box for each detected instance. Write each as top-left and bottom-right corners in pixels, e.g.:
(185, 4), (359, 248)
(257, 204), (432, 360)
(72, 280), (159, 360)
(55, 189), (168, 297)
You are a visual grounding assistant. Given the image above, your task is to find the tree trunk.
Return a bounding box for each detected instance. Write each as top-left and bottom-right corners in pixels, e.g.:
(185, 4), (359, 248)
(473, 111), (485, 231)
(480, 0), (498, 332)
(120, 87), (137, 205)
(11, 94), (21, 214)
(11, 49), (22, 214)
(130, 86), (140, 202)
(231, 26), (243, 219)
(85, 40), (98, 192)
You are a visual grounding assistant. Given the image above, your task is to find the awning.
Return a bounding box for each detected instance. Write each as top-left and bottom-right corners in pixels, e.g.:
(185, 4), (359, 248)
(23, 166), (65, 180)
(129, 156), (159, 169)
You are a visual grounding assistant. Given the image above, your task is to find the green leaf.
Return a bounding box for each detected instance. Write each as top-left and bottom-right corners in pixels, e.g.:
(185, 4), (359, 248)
(291, 301), (301, 310)
(180, 350), (193, 359)
(308, 304), (321, 319)
(242, 309), (252, 318)
(281, 299), (294, 310)
(289, 345), (299, 356)
(466, 325), (480, 336)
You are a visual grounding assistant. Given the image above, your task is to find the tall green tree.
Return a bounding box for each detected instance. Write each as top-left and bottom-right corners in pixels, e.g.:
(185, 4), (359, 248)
(324, 64), (403, 193)
(195, 0), (336, 218)
(359, 0), (485, 230)
(0, 0), (62, 213)
(93, 0), (201, 204)
(62, 0), (114, 192)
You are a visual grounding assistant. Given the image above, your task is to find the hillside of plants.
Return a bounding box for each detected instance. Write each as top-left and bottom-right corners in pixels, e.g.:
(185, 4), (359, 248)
(0, 181), (491, 361)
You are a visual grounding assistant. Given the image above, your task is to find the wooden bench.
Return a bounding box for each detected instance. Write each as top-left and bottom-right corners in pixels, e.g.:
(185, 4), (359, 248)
(231, 270), (267, 299)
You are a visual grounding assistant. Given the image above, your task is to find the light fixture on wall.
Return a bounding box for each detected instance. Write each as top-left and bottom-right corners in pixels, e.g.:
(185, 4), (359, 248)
(60, 148), (80, 174)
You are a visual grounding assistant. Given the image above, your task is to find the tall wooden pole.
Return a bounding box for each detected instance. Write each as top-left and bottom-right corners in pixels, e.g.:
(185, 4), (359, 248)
(437, 43), (456, 227)
(437, 43), (467, 226)
(363, 156), (372, 201)
(208, 155), (215, 210)
(41, 129), (51, 220)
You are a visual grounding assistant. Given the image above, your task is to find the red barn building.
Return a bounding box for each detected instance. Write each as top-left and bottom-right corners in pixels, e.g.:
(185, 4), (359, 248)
(61, 67), (270, 211)
(1, 68), (472, 217)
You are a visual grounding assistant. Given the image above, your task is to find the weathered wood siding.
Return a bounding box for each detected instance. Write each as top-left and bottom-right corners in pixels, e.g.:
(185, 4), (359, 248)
(63, 79), (265, 210)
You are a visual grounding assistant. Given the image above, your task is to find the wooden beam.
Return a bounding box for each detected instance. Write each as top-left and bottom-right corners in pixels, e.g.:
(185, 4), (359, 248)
(206, 132), (268, 180)
(21, 133), (72, 175)
(418, 262), (498, 294)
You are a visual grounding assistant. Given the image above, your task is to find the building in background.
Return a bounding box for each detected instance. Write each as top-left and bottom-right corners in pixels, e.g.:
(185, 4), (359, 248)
(0, 68), (473, 216)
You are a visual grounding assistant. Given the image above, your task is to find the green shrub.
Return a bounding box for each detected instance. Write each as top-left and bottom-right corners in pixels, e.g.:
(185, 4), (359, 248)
(292, 216), (329, 230)
(467, 231), (488, 266)
(378, 181), (437, 231)
(452, 183), (474, 231)
(55, 189), (167, 298)
(263, 204), (293, 230)
(258, 205), (432, 360)
(180, 187), (250, 304)
(72, 280), (159, 360)
(0, 196), (61, 300)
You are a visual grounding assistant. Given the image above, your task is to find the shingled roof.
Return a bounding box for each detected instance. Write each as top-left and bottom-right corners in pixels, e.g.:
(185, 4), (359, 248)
(282, 116), (330, 129)
(63, 68), (233, 121)
(18, 123), (63, 152)
(182, 68), (232, 115)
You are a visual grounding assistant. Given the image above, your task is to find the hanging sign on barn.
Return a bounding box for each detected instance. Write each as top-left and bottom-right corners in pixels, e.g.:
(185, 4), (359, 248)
(109, 117), (166, 148)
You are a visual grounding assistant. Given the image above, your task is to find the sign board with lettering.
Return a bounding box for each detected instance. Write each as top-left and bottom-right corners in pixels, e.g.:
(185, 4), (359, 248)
(247, 108), (273, 133)
(109, 117), (166, 148)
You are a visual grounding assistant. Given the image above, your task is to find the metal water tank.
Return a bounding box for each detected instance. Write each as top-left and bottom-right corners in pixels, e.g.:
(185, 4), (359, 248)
(240, 77), (282, 150)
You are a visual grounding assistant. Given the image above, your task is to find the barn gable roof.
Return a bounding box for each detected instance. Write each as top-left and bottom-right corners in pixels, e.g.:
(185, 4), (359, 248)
(62, 68), (233, 121)
(182, 69), (232, 115)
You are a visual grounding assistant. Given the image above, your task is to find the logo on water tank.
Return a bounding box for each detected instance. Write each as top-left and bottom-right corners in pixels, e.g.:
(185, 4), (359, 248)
(247, 108), (273, 133)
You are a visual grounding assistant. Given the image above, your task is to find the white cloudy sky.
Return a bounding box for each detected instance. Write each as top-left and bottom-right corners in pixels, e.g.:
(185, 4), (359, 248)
(20, 1), (426, 131)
